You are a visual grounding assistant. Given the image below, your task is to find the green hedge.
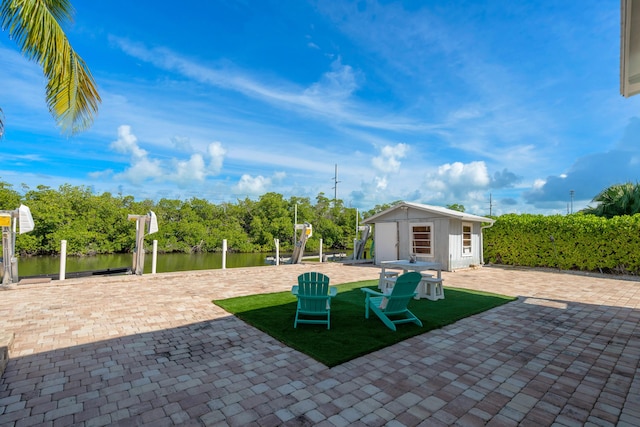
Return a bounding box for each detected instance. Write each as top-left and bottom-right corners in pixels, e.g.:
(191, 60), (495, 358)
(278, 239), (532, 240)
(483, 214), (640, 275)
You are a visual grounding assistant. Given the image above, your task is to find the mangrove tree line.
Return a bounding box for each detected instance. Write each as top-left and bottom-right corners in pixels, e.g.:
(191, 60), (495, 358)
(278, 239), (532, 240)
(0, 181), (384, 256)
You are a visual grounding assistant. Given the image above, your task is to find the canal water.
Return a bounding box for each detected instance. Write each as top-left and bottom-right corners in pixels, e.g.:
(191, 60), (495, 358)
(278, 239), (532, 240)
(16, 252), (276, 277)
(15, 250), (353, 278)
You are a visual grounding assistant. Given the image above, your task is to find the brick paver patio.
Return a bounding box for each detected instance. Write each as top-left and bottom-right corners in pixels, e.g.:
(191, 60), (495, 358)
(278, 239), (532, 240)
(1, 263), (639, 426)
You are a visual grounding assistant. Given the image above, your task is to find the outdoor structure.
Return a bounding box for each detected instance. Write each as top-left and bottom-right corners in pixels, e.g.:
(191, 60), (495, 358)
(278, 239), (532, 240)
(127, 211), (158, 275)
(352, 224), (371, 260)
(0, 205), (34, 284)
(290, 222), (312, 264)
(362, 201), (494, 271)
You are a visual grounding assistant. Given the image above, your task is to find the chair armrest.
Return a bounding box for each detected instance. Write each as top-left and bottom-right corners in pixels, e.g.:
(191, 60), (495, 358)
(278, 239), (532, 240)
(329, 287), (337, 297)
(361, 287), (384, 297)
(291, 285), (299, 295)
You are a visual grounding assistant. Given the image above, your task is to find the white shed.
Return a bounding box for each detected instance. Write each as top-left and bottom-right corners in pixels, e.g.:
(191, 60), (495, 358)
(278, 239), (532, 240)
(362, 201), (494, 271)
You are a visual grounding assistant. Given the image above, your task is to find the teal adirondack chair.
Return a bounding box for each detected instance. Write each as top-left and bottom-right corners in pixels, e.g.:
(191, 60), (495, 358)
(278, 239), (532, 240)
(361, 271), (423, 331)
(291, 272), (337, 329)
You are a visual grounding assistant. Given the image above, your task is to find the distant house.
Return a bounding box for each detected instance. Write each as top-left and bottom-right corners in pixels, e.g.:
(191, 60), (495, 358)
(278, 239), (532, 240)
(362, 201), (494, 271)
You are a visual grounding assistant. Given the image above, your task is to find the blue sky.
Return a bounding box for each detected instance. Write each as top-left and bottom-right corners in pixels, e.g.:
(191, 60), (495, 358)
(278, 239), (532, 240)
(1, 0), (639, 216)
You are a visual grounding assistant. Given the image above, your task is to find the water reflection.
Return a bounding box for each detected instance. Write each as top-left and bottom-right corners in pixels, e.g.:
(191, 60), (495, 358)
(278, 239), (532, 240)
(17, 252), (273, 277)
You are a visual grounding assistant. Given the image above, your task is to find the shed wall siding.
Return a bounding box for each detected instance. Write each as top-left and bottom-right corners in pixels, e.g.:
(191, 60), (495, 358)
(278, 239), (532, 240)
(448, 221), (483, 269)
(448, 220), (463, 269)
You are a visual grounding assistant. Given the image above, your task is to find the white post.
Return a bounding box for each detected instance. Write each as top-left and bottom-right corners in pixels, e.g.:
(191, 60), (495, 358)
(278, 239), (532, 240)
(319, 238), (323, 263)
(355, 209), (359, 260)
(222, 239), (227, 269)
(59, 240), (67, 281)
(152, 240), (158, 274)
(354, 238), (358, 260)
(274, 238), (279, 266)
(293, 204), (297, 248)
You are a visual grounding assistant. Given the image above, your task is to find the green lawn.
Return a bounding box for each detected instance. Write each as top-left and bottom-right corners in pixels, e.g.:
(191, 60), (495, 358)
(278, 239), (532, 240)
(213, 280), (516, 367)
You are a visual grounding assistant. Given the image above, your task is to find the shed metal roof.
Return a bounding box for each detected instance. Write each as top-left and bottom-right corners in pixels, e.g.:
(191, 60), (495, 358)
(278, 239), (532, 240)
(362, 201), (495, 224)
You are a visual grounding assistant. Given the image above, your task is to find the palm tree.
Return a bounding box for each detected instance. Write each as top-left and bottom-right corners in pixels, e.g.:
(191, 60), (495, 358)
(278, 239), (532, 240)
(581, 182), (640, 218)
(0, 0), (100, 138)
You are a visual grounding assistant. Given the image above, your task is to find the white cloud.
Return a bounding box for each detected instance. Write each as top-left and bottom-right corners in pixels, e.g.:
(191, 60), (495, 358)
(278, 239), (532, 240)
(273, 171), (287, 181)
(88, 169), (114, 179)
(172, 154), (206, 187)
(171, 136), (193, 152)
(375, 176), (387, 190)
(103, 125), (227, 187)
(434, 161), (490, 188)
(235, 174), (271, 194)
(207, 141), (226, 174)
(113, 156), (164, 185)
(110, 125), (162, 185)
(533, 179), (546, 189)
(372, 143), (408, 173)
(110, 37), (436, 133)
(110, 125), (147, 159)
(418, 161), (491, 204)
(232, 171), (286, 196)
(304, 57), (358, 101)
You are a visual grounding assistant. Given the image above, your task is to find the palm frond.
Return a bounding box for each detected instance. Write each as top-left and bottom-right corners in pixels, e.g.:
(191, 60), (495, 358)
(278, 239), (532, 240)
(1, 0), (100, 134)
(583, 182), (640, 218)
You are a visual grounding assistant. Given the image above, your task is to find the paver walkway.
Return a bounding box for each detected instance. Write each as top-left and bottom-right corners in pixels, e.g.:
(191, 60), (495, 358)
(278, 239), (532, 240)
(0, 263), (639, 426)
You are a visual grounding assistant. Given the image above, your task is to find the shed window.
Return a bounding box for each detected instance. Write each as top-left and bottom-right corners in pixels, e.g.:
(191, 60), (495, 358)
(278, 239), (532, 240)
(462, 222), (472, 256)
(411, 223), (433, 256)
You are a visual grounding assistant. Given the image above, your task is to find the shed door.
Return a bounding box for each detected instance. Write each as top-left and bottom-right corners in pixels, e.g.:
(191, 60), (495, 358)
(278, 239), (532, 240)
(374, 222), (398, 264)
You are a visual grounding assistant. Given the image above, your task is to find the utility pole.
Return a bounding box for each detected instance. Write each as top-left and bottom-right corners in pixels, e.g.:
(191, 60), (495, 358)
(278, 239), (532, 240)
(490, 193), (493, 216)
(569, 190), (574, 214)
(332, 164), (340, 207)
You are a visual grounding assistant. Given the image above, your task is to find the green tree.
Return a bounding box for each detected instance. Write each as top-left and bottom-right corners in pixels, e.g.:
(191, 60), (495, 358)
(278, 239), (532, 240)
(309, 194), (358, 250)
(3, 180), (398, 256)
(153, 198), (191, 253)
(216, 202), (255, 252)
(446, 203), (465, 212)
(1, 0), (100, 135)
(0, 180), (21, 209)
(230, 197), (256, 247)
(21, 185), (63, 253)
(248, 193), (293, 251)
(363, 200), (402, 219)
(581, 182), (640, 218)
(314, 193), (333, 219)
(290, 196), (313, 250)
(87, 192), (135, 253)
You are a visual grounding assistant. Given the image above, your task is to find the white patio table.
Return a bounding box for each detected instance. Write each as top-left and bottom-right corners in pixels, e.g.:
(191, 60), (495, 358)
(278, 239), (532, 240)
(378, 259), (444, 300)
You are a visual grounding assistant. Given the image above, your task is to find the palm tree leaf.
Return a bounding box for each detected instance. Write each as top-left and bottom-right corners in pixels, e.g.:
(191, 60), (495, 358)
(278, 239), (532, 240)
(584, 182), (640, 218)
(1, 0), (100, 134)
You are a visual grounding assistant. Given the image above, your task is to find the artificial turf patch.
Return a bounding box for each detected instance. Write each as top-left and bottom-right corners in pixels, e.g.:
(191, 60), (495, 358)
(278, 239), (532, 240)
(213, 280), (515, 367)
